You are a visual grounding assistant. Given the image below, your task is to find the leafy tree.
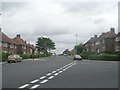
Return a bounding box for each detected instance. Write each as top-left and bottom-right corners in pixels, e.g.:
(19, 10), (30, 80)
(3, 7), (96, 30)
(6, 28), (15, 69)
(74, 43), (84, 54)
(36, 37), (56, 55)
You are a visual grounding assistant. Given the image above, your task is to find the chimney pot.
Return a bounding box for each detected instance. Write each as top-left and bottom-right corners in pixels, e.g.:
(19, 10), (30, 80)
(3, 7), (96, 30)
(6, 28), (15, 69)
(110, 27), (115, 33)
(17, 34), (21, 38)
(94, 35), (97, 38)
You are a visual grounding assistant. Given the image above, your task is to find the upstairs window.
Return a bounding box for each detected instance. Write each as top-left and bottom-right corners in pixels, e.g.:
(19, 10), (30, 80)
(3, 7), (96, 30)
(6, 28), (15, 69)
(116, 37), (120, 41)
(3, 43), (8, 47)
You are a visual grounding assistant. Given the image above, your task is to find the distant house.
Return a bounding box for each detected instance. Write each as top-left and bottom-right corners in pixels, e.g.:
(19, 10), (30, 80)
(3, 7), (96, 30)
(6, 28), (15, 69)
(63, 49), (71, 55)
(84, 27), (116, 53)
(27, 43), (36, 54)
(0, 29), (17, 54)
(115, 32), (120, 52)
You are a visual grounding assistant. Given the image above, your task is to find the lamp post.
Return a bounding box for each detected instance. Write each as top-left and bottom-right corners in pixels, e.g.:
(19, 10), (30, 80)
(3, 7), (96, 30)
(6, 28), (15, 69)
(75, 34), (77, 54)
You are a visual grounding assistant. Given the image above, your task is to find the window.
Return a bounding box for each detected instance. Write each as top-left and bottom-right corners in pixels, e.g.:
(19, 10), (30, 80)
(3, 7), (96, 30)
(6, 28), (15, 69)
(115, 46), (119, 51)
(102, 39), (105, 43)
(96, 41), (100, 45)
(3, 43), (8, 47)
(10, 44), (14, 48)
(0, 41), (2, 46)
(116, 37), (120, 41)
(92, 43), (94, 46)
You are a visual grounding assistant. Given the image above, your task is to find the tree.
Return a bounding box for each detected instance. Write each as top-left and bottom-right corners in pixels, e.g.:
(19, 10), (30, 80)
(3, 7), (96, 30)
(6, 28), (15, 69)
(36, 37), (56, 55)
(74, 43), (84, 54)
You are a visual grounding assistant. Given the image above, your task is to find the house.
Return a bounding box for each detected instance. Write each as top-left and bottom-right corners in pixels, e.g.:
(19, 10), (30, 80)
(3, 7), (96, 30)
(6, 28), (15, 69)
(0, 28), (17, 54)
(115, 32), (120, 53)
(27, 43), (36, 54)
(84, 35), (98, 52)
(13, 34), (28, 54)
(63, 49), (71, 55)
(84, 27), (116, 53)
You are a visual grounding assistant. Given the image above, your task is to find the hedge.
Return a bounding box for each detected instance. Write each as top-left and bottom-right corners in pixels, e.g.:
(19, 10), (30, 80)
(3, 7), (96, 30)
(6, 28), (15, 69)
(80, 53), (120, 61)
(0, 52), (9, 62)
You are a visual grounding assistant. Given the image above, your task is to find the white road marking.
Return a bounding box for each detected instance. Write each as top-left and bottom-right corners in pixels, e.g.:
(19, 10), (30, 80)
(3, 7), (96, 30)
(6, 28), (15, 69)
(48, 76), (54, 79)
(59, 71), (63, 73)
(47, 73), (52, 76)
(62, 69), (66, 71)
(40, 76), (46, 79)
(19, 84), (29, 89)
(54, 73), (59, 76)
(57, 69), (60, 71)
(30, 85), (40, 89)
(40, 80), (48, 84)
(30, 79), (39, 84)
(52, 71), (56, 73)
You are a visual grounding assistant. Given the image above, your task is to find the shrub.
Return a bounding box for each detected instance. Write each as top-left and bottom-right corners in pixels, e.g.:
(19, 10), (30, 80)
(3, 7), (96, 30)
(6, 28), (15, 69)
(0, 52), (9, 62)
(88, 54), (120, 61)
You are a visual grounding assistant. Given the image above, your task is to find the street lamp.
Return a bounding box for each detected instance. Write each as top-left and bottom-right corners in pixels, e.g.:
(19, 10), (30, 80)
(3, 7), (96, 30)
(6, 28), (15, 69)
(75, 34), (77, 55)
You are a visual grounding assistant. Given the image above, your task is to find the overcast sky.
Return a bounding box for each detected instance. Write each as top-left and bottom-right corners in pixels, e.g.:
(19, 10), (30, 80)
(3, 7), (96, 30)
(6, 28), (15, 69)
(1, 0), (119, 54)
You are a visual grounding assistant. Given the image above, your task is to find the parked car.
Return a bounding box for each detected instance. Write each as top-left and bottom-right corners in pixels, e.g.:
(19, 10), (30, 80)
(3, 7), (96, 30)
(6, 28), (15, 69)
(7, 54), (22, 63)
(73, 55), (82, 60)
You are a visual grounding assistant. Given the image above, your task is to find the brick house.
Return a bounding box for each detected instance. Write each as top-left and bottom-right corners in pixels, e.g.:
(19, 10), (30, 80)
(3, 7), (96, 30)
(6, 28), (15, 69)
(114, 32), (120, 52)
(0, 29), (17, 54)
(27, 43), (36, 54)
(84, 27), (116, 53)
(13, 34), (28, 54)
(84, 35), (98, 52)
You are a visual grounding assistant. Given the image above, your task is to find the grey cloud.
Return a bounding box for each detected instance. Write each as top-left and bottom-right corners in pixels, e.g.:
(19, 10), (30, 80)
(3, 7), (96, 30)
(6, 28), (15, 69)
(62, 2), (102, 14)
(93, 18), (105, 24)
(2, 2), (30, 12)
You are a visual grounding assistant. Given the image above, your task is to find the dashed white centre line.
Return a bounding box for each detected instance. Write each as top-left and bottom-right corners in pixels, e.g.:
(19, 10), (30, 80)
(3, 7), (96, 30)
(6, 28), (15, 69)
(62, 69), (66, 71)
(40, 76), (46, 79)
(59, 71), (63, 73)
(40, 80), (48, 84)
(48, 76), (54, 79)
(30, 79), (39, 84)
(52, 71), (56, 73)
(54, 73), (59, 76)
(47, 73), (52, 76)
(30, 85), (40, 89)
(57, 69), (60, 71)
(19, 84), (29, 89)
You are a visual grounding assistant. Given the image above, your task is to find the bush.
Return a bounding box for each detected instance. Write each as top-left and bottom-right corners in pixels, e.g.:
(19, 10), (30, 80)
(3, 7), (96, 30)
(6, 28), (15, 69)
(19, 54), (31, 59)
(88, 54), (120, 61)
(0, 52), (9, 62)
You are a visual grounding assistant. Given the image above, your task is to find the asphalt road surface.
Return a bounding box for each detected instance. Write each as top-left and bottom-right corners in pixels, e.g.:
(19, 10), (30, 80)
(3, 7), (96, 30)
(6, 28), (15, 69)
(2, 56), (118, 89)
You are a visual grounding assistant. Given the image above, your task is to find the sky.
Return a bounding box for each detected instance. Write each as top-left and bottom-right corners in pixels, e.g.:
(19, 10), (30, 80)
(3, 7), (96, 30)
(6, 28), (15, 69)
(1, 0), (119, 54)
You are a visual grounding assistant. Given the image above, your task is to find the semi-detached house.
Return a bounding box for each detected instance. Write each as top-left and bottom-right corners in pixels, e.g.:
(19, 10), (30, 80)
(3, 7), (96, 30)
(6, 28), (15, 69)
(0, 29), (36, 55)
(84, 27), (117, 53)
(0, 30), (17, 54)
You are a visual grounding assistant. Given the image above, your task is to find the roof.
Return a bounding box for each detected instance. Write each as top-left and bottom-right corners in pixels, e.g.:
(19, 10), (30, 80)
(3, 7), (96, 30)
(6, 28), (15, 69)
(13, 36), (27, 46)
(98, 31), (116, 40)
(27, 43), (36, 50)
(116, 32), (120, 37)
(0, 32), (15, 44)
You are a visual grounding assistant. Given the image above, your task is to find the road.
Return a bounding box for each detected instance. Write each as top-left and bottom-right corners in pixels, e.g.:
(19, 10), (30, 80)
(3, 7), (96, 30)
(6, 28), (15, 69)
(2, 56), (118, 89)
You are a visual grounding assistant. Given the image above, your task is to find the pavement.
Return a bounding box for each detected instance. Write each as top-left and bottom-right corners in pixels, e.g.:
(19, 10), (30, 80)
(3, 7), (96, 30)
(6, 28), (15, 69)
(2, 55), (118, 89)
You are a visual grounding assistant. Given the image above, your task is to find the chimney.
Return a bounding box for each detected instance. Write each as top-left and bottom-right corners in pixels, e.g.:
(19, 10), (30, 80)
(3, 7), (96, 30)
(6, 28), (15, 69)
(102, 32), (105, 35)
(17, 34), (21, 38)
(94, 35), (97, 38)
(110, 27), (115, 33)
